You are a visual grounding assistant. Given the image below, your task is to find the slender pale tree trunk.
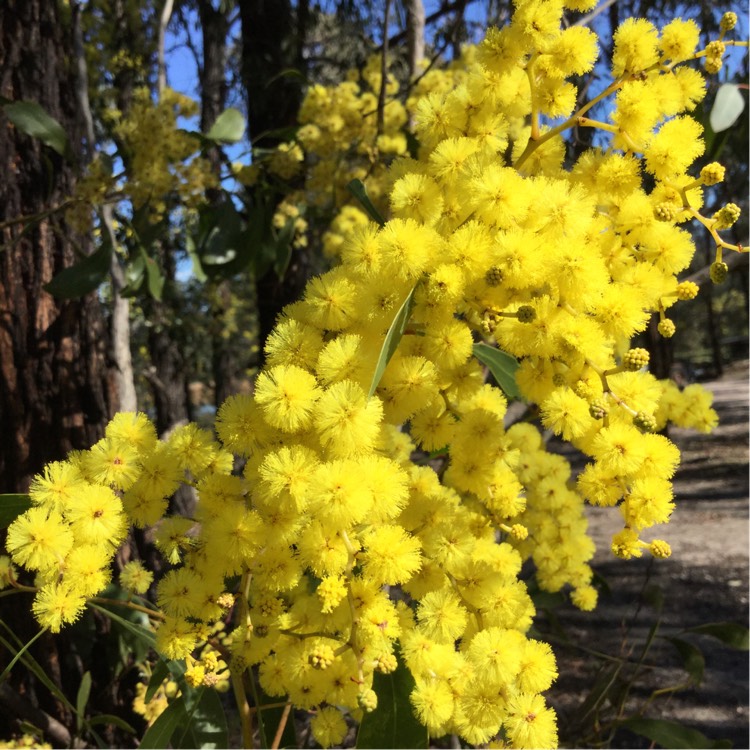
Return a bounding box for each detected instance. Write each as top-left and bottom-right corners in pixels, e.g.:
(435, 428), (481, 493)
(405, 0), (425, 80)
(72, 0), (137, 413)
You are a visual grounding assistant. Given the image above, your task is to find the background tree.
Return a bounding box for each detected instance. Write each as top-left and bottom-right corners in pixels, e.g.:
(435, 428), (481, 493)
(0, 0), (111, 493)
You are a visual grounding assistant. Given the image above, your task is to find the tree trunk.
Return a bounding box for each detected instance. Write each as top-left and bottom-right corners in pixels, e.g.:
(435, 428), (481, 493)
(405, 0), (426, 81)
(144, 243), (191, 435)
(198, 0), (237, 406)
(0, 0), (110, 493)
(239, 0), (310, 358)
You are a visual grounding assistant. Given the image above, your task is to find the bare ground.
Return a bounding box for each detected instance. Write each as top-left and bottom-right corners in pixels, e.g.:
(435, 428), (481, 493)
(541, 360), (749, 749)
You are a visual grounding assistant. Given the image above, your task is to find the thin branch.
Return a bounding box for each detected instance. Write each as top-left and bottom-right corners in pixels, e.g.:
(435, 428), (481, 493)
(574, 0), (617, 28)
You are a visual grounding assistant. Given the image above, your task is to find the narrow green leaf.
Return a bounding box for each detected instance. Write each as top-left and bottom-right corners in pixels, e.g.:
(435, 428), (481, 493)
(0, 630), (75, 711)
(684, 622), (749, 650)
(357, 660), (427, 749)
(44, 245), (111, 299)
(472, 343), (520, 400)
(205, 108), (246, 143)
(120, 254), (146, 297)
(76, 672), (92, 731)
(0, 627), (48, 683)
(347, 179), (386, 226)
(139, 697), (187, 749)
(3, 101), (69, 157)
(173, 688), (228, 750)
(87, 601), (157, 649)
(664, 637), (705, 684)
(145, 660), (172, 703)
(185, 235), (207, 283)
(643, 583), (664, 615)
(0, 494), (32, 528)
(87, 714), (136, 734)
(141, 250), (165, 301)
(620, 717), (732, 749)
(368, 287), (416, 398)
(710, 83), (745, 133)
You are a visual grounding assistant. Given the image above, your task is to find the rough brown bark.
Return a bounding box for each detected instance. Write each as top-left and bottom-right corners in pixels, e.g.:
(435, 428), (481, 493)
(0, 0), (110, 493)
(239, 0), (311, 358)
(197, 0), (238, 406)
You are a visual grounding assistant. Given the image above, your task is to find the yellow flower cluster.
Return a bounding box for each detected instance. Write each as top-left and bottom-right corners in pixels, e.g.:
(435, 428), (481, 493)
(4, 413), (158, 631)
(78, 87), (218, 223)
(4, 3), (747, 748)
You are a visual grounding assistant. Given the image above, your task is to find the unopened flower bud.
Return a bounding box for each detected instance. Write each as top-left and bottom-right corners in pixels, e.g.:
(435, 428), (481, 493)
(713, 203), (741, 230)
(358, 689), (378, 712)
(310, 644), (335, 670)
(574, 380), (595, 400)
(700, 162), (725, 186)
(720, 12), (737, 32)
(634, 411), (657, 433)
(709, 261), (729, 284)
(485, 266), (503, 287)
(517, 305), (536, 323)
(676, 281), (699, 300)
(589, 398), (608, 420)
(649, 539), (672, 558)
(704, 56), (723, 74)
(623, 348), (649, 371)
(654, 202), (677, 222)
(552, 373), (567, 387)
(658, 319), (676, 338)
(481, 311), (498, 334)
(375, 652), (398, 674)
(706, 40), (726, 59)
(510, 523), (528, 541)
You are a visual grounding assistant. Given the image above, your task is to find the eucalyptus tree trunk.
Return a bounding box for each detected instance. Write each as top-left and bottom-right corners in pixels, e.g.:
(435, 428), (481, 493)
(0, 0), (110, 493)
(239, 0), (311, 358)
(405, 0), (426, 80)
(197, 0), (237, 406)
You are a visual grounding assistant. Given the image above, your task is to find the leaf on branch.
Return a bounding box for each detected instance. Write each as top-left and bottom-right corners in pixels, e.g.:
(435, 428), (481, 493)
(356, 658), (427, 749)
(205, 108), (246, 143)
(472, 343), (521, 400)
(0, 494), (32, 528)
(664, 637), (705, 685)
(3, 100), (70, 157)
(44, 245), (111, 299)
(683, 621), (749, 650)
(368, 287), (416, 398)
(75, 671), (92, 732)
(619, 717), (731, 749)
(347, 179), (386, 226)
(710, 84), (745, 133)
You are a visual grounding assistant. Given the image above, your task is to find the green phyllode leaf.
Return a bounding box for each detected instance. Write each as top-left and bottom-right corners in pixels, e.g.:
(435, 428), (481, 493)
(620, 717), (732, 749)
(205, 108), (246, 143)
(472, 342), (521, 400)
(76, 671), (92, 732)
(709, 83), (745, 133)
(347, 178), (386, 226)
(3, 100), (70, 157)
(356, 660), (428, 749)
(664, 637), (705, 684)
(0, 494), (32, 528)
(44, 244), (112, 299)
(684, 621), (749, 650)
(368, 287), (416, 398)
